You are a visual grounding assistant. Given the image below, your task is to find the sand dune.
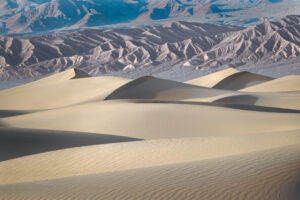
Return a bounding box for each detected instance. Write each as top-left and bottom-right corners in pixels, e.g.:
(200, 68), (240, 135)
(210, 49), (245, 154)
(1, 100), (299, 139)
(185, 68), (240, 87)
(241, 75), (300, 92)
(1, 68), (300, 200)
(212, 71), (274, 90)
(0, 69), (131, 110)
(105, 76), (229, 101)
(1, 145), (299, 200)
(0, 130), (299, 184)
(0, 127), (140, 162)
(185, 69), (273, 90)
(206, 91), (300, 110)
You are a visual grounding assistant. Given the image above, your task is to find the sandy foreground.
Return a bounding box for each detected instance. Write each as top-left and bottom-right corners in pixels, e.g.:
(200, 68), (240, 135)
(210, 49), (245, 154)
(0, 68), (299, 200)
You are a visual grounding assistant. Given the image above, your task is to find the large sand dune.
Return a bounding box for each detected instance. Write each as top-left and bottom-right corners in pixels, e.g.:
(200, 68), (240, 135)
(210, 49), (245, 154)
(0, 130), (299, 185)
(185, 68), (240, 87)
(0, 68), (299, 200)
(0, 69), (131, 110)
(1, 100), (300, 139)
(185, 68), (273, 90)
(105, 76), (229, 101)
(212, 71), (274, 90)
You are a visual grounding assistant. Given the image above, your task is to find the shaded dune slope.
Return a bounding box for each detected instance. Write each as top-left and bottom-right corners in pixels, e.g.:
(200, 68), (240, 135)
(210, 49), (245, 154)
(0, 130), (299, 185)
(0, 127), (141, 162)
(209, 92), (300, 110)
(0, 110), (35, 118)
(105, 76), (229, 101)
(212, 71), (274, 90)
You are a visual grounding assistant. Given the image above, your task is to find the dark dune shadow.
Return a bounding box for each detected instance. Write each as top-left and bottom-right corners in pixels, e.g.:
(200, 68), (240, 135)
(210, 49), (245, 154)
(292, 176), (300, 200)
(0, 127), (142, 162)
(213, 95), (259, 105)
(212, 71), (273, 90)
(127, 99), (300, 113)
(0, 110), (36, 118)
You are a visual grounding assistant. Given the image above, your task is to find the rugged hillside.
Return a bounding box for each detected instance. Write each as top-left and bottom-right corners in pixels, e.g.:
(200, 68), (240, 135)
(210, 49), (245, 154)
(181, 15), (300, 69)
(0, 15), (299, 80)
(0, 0), (299, 35)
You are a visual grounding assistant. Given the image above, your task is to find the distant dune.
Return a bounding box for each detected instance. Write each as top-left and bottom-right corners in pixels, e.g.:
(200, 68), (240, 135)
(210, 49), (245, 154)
(0, 68), (299, 200)
(212, 71), (273, 90)
(185, 68), (240, 87)
(241, 75), (300, 92)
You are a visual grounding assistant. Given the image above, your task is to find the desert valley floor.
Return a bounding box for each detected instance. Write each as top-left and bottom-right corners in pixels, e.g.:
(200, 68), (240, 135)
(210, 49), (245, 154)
(0, 67), (299, 200)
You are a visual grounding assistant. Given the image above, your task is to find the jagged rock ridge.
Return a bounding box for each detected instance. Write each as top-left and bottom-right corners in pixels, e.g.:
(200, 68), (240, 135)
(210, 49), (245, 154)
(0, 15), (299, 80)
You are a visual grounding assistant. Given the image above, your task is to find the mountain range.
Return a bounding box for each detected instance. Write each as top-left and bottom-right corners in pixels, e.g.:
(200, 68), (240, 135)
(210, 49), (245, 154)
(0, 0), (299, 35)
(0, 15), (299, 80)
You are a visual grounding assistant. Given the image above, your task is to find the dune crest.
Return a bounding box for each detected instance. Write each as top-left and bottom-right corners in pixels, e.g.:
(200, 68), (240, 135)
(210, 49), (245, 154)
(212, 71), (274, 90)
(185, 68), (240, 87)
(0, 69), (131, 110)
(105, 76), (230, 101)
(241, 75), (300, 92)
(1, 100), (300, 139)
(0, 130), (299, 185)
(0, 127), (141, 162)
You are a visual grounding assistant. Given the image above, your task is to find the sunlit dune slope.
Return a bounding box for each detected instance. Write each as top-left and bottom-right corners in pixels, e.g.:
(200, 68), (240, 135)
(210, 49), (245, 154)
(185, 68), (240, 87)
(241, 75), (300, 92)
(1, 145), (299, 200)
(0, 130), (299, 185)
(1, 100), (299, 139)
(0, 68), (131, 110)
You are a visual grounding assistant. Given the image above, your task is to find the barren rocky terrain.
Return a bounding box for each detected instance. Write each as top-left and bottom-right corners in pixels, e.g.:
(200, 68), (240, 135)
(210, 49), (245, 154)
(0, 15), (299, 81)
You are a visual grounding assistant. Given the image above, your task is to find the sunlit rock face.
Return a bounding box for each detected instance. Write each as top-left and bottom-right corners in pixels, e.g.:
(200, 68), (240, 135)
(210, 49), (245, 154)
(0, 0), (299, 35)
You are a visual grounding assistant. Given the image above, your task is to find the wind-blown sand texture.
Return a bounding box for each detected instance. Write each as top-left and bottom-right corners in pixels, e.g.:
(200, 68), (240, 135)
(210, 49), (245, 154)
(0, 68), (299, 200)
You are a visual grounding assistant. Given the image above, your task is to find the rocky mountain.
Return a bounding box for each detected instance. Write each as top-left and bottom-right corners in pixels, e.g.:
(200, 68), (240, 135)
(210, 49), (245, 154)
(0, 15), (299, 80)
(0, 0), (299, 35)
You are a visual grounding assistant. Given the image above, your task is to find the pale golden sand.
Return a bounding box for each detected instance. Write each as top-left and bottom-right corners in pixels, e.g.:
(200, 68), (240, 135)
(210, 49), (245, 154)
(241, 75), (300, 92)
(0, 68), (299, 200)
(185, 68), (240, 87)
(0, 130), (299, 184)
(1, 146), (299, 200)
(0, 69), (131, 110)
(185, 68), (273, 90)
(1, 100), (299, 139)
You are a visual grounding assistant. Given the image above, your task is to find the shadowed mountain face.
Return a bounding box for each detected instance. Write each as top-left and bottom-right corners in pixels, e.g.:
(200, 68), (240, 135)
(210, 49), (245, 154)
(0, 15), (299, 80)
(0, 0), (299, 35)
